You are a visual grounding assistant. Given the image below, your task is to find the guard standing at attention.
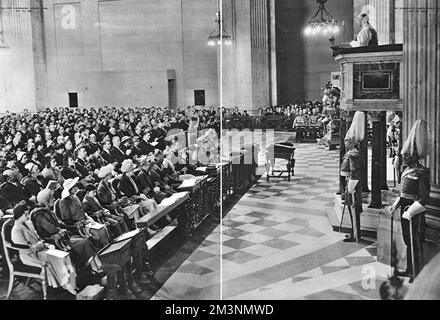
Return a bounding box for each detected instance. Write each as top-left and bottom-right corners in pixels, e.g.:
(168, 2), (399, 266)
(389, 120), (430, 279)
(340, 111), (365, 243)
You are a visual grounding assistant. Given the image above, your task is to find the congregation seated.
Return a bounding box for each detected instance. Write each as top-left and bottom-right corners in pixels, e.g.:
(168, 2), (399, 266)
(0, 104), (220, 297)
(222, 101), (328, 138)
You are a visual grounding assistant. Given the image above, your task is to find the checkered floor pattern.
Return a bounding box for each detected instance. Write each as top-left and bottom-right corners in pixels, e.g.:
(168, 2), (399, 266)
(152, 137), (392, 300)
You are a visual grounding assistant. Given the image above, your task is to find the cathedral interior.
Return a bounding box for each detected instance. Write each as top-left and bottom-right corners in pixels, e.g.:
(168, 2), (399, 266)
(0, 0), (439, 301)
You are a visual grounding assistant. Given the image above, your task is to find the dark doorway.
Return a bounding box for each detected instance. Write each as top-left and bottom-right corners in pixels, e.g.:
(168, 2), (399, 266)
(194, 90), (205, 106)
(68, 92), (78, 108)
(168, 79), (177, 109)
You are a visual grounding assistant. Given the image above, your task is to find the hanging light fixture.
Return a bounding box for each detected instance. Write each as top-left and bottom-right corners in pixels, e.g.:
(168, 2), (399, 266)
(207, 4), (232, 47)
(304, 0), (339, 38)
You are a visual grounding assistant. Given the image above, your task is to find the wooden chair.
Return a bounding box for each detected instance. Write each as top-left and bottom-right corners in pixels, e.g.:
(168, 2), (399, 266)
(1, 218), (47, 300)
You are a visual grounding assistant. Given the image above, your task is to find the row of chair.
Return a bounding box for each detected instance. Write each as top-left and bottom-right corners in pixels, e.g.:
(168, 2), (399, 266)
(0, 153), (258, 300)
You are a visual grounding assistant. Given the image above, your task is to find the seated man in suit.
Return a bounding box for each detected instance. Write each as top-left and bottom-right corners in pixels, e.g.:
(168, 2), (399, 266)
(101, 140), (114, 165)
(138, 131), (155, 156)
(131, 136), (144, 159)
(74, 145), (91, 179)
(110, 136), (126, 164)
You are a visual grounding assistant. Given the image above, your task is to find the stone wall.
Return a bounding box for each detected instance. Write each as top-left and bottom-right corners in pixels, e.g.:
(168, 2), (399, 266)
(0, 0), (44, 112)
(0, 0), (222, 111)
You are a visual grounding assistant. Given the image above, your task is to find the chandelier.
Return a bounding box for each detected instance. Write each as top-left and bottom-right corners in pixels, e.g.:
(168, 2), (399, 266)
(304, 0), (339, 37)
(207, 10), (232, 46)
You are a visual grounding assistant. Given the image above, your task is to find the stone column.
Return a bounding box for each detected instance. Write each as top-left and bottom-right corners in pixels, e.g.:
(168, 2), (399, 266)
(0, 0), (47, 112)
(223, 0), (272, 115)
(338, 113), (347, 194)
(380, 111), (389, 190)
(403, 0), (440, 188)
(367, 0), (395, 45)
(250, 0), (270, 113)
(361, 111), (369, 192)
(402, 0), (440, 262)
(268, 0), (277, 107)
(369, 111), (383, 209)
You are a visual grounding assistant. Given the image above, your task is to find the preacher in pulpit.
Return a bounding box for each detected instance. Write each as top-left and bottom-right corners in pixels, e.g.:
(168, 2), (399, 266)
(350, 13), (378, 48)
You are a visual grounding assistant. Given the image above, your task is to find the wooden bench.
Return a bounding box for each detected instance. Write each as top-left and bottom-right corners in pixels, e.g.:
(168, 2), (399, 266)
(136, 192), (190, 250)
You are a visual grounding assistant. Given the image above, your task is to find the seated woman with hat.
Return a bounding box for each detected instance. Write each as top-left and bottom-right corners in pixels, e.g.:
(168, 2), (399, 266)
(82, 183), (128, 239)
(96, 164), (139, 231)
(58, 177), (110, 248)
(32, 189), (99, 271)
(11, 201), (78, 295)
(116, 159), (157, 222)
(21, 162), (45, 202)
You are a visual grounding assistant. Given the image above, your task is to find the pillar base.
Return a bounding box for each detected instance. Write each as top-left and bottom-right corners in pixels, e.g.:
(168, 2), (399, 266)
(369, 202), (384, 209)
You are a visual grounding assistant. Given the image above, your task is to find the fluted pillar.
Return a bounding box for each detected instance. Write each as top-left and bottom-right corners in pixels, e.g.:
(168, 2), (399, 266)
(250, 0), (270, 113)
(361, 111), (369, 192)
(223, 0), (273, 115)
(380, 111), (389, 190)
(338, 112), (348, 194)
(0, 0), (47, 112)
(369, 111), (383, 209)
(268, 0), (277, 107)
(403, 0), (440, 192)
(367, 0), (395, 45)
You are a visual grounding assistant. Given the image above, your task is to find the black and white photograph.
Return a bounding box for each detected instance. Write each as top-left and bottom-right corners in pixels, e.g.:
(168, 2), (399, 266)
(0, 0), (439, 305)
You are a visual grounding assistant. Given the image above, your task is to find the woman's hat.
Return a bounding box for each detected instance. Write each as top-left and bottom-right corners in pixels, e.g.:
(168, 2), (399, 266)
(98, 164), (114, 179)
(13, 200), (29, 220)
(121, 136), (131, 144)
(61, 177), (80, 199)
(37, 189), (54, 205)
(16, 151), (26, 162)
(24, 162), (36, 173)
(121, 159), (137, 173)
(2, 169), (16, 179)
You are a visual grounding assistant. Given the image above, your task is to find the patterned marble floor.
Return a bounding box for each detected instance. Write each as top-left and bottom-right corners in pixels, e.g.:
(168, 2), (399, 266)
(152, 133), (392, 300)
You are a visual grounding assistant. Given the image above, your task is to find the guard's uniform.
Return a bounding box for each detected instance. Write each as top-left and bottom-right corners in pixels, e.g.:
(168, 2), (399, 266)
(399, 165), (430, 276)
(340, 148), (363, 240)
